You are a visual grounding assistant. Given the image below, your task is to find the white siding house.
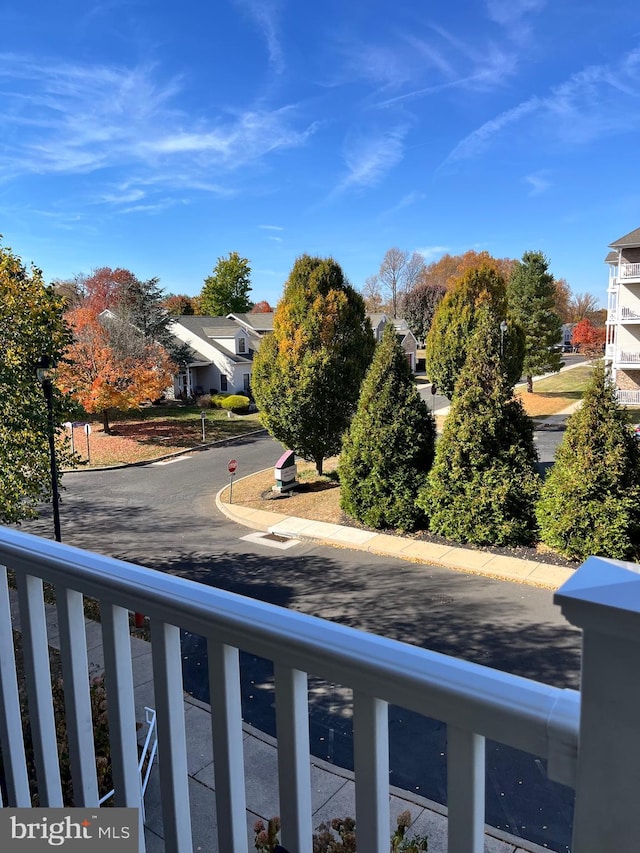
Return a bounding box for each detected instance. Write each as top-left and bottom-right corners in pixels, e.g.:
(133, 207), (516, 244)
(169, 316), (253, 398)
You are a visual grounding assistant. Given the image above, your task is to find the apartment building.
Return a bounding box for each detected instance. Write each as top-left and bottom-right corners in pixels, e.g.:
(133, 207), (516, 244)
(605, 226), (640, 404)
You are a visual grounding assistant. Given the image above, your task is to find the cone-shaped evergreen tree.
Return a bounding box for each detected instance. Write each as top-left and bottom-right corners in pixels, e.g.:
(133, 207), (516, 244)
(537, 362), (640, 560)
(418, 306), (540, 546)
(339, 323), (436, 531)
(425, 263), (524, 400)
(252, 255), (374, 475)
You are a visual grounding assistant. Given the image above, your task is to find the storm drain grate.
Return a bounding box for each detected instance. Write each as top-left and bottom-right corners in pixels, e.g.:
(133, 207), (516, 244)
(426, 594), (455, 605)
(240, 531), (301, 550)
(262, 533), (290, 543)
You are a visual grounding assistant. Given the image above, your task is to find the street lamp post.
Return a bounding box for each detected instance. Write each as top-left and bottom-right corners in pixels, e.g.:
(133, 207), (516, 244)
(36, 356), (61, 543)
(500, 320), (508, 359)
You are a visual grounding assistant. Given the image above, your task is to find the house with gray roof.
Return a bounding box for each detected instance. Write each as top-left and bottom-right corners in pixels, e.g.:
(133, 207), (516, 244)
(168, 316), (253, 398)
(367, 313), (418, 371)
(605, 227), (640, 404)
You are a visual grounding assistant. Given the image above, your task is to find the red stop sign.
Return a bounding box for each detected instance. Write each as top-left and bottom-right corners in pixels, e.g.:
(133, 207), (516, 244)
(228, 458), (238, 474)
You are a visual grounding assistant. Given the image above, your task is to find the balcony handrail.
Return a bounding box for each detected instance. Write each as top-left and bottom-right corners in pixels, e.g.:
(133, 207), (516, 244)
(620, 262), (640, 278)
(0, 527), (579, 775)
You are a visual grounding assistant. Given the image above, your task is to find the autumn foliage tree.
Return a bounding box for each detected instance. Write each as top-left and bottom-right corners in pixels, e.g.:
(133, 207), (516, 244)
(57, 268), (184, 432)
(250, 300), (273, 313)
(401, 280), (446, 343)
(571, 319), (606, 356)
(0, 242), (74, 523)
(161, 293), (197, 315)
(252, 255), (374, 475)
(421, 250), (515, 294)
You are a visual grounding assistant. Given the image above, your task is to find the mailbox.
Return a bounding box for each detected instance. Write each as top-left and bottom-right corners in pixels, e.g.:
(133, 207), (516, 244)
(274, 450), (297, 493)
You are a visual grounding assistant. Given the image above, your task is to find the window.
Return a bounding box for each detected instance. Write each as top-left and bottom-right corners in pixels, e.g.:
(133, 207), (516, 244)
(238, 337), (246, 354)
(243, 373), (250, 391)
(220, 374), (228, 392)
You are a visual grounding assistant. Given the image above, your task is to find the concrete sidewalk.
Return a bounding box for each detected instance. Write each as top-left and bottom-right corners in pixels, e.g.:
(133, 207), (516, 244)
(216, 495), (575, 591)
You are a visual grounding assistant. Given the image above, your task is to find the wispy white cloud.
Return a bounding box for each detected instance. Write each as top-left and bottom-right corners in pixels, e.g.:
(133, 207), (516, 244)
(442, 47), (640, 166)
(266, 235), (282, 243)
(337, 126), (408, 193)
(235, 0), (284, 74)
(380, 190), (426, 218)
(524, 170), (552, 195)
(259, 224), (284, 231)
(122, 198), (185, 215)
(0, 54), (319, 207)
(374, 23), (519, 109)
(416, 245), (449, 260)
(443, 97), (541, 164)
(486, 0), (545, 43)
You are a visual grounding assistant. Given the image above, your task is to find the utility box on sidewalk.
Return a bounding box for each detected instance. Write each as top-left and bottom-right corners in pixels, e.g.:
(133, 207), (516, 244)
(274, 450), (297, 494)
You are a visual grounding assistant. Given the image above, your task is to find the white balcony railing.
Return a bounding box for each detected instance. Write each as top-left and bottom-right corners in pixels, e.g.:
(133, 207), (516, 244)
(616, 389), (640, 406)
(620, 306), (640, 320)
(620, 262), (640, 280)
(616, 350), (640, 364)
(3, 528), (640, 852)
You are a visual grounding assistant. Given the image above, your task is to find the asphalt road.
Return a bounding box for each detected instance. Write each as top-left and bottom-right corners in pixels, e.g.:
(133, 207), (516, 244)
(22, 432), (579, 851)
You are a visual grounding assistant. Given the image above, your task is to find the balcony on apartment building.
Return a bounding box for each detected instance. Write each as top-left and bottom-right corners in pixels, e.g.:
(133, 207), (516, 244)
(610, 263), (640, 285)
(2, 526), (640, 853)
(608, 306), (640, 323)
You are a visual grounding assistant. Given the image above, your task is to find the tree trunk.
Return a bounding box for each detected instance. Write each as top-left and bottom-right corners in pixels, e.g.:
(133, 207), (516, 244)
(315, 457), (324, 476)
(102, 409), (111, 433)
(527, 375), (533, 393)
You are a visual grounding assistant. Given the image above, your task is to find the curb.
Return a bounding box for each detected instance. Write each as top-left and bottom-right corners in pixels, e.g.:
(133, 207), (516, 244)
(214, 485), (575, 591)
(63, 428), (268, 473)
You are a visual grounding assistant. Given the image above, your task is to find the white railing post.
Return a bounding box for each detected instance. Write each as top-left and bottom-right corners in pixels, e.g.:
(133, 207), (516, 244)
(0, 565), (30, 806)
(56, 587), (99, 806)
(555, 557), (640, 852)
(208, 642), (247, 853)
(447, 727), (485, 853)
(353, 693), (389, 852)
(274, 664), (312, 853)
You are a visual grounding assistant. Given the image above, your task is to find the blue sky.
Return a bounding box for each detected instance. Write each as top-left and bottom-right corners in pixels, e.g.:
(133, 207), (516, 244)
(1, 1), (639, 307)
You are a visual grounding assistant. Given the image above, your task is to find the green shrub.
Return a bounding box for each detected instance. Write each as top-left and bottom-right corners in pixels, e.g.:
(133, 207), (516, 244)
(211, 393), (230, 408)
(419, 306), (540, 546)
(537, 362), (640, 560)
(220, 394), (250, 412)
(339, 324), (435, 531)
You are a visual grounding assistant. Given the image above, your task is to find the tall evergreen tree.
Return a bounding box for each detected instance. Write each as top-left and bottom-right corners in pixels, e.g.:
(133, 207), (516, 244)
(339, 323), (436, 531)
(418, 306), (540, 546)
(425, 263), (524, 400)
(537, 362), (640, 561)
(507, 250), (563, 393)
(252, 255), (374, 475)
(200, 251), (253, 315)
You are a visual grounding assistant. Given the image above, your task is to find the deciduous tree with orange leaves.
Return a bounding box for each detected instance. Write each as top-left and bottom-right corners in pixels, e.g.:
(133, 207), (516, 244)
(571, 318), (606, 356)
(57, 268), (188, 432)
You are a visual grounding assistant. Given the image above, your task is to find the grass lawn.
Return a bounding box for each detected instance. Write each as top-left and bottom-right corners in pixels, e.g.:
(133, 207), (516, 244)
(71, 406), (263, 467)
(221, 457), (343, 524)
(516, 363), (594, 418)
